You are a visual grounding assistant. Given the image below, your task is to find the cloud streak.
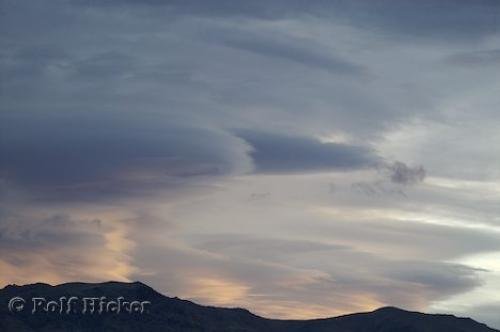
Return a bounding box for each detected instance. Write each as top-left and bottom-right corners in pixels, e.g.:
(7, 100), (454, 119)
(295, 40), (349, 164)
(237, 131), (379, 173)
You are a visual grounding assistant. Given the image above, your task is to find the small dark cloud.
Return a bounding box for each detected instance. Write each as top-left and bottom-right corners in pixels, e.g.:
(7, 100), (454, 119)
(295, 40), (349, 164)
(349, 161), (426, 197)
(236, 130), (380, 174)
(386, 161), (426, 185)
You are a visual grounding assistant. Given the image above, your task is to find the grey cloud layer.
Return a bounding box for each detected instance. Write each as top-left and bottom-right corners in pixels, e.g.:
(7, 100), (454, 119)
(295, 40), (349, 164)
(79, 0), (500, 42)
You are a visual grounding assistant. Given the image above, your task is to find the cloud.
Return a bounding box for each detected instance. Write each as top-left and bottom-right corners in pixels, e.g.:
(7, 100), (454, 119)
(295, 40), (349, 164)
(0, 112), (253, 200)
(129, 230), (485, 319)
(1, 1), (500, 328)
(76, 0), (500, 42)
(385, 262), (483, 297)
(351, 181), (408, 197)
(118, 172), (500, 319)
(0, 214), (103, 251)
(219, 33), (366, 75)
(0, 211), (134, 286)
(446, 49), (500, 66)
(385, 161), (426, 185)
(3, 0), (483, 143)
(71, 51), (138, 79)
(237, 130), (380, 173)
(335, 0), (500, 42)
(193, 234), (348, 262)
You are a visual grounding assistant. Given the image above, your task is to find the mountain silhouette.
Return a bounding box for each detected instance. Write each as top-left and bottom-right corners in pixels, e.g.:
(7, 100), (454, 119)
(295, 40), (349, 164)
(0, 281), (497, 332)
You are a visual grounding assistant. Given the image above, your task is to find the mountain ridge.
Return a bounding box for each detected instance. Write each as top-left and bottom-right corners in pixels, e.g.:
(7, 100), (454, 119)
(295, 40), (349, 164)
(0, 281), (497, 332)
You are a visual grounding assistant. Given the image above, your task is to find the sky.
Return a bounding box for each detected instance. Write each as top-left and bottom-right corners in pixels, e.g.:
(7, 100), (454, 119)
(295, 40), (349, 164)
(1, 0), (500, 328)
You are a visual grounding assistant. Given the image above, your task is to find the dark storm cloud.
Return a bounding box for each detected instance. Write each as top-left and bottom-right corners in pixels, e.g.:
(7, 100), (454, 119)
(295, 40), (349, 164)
(0, 112), (252, 200)
(236, 131), (380, 173)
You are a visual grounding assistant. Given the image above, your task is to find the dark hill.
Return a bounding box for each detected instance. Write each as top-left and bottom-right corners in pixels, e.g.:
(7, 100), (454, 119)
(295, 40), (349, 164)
(0, 281), (497, 332)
